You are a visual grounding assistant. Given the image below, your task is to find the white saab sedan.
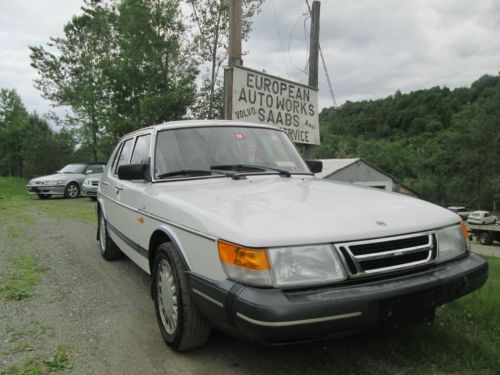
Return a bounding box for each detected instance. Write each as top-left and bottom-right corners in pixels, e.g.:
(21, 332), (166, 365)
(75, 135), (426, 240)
(97, 120), (488, 351)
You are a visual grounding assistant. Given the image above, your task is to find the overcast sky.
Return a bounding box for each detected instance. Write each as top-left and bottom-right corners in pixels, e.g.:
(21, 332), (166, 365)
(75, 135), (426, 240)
(1, 0), (499, 119)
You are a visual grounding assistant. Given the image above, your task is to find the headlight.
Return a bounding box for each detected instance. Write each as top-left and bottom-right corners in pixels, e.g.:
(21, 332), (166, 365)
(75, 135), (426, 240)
(46, 180), (65, 185)
(436, 224), (468, 263)
(218, 241), (346, 287)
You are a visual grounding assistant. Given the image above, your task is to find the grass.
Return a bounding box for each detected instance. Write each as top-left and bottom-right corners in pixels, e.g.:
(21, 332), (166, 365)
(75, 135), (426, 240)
(0, 346), (71, 375)
(0, 255), (46, 300)
(0, 177), (29, 200)
(0, 177), (96, 226)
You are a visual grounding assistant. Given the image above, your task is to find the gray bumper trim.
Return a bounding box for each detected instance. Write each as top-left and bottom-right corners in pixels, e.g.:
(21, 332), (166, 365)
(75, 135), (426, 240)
(236, 311), (362, 327)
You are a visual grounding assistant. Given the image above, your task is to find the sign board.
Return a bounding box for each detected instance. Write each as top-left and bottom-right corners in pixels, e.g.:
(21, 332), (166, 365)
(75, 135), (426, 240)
(229, 66), (320, 145)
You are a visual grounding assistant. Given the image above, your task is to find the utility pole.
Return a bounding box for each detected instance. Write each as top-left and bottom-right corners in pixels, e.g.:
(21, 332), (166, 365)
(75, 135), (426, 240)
(224, 0), (243, 120)
(305, 0), (320, 159)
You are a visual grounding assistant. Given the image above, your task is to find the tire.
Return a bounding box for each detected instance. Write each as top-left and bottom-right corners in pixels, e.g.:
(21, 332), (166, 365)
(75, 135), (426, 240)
(64, 182), (80, 199)
(479, 232), (493, 246)
(153, 242), (211, 351)
(98, 212), (123, 260)
(90, 197), (97, 201)
(37, 194), (51, 199)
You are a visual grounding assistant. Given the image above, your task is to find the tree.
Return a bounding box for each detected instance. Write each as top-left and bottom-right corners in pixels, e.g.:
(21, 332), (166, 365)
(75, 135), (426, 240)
(187, 0), (264, 119)
(0, 88), (78, 178)
(30, 0), (198, 161)
(30, 3), (117, 162)
(0, 89), (29, 176)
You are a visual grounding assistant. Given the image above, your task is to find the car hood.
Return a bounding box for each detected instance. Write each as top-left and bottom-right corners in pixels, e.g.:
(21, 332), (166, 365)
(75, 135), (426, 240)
(31, 173), (76, 182)
(147, 176), (461, 247)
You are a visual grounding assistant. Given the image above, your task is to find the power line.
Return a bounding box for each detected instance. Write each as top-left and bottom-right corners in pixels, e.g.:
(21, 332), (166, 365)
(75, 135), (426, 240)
(304, 0), (337, 107)
(287, 13), (309, 75)
(270, 0), (290, 78)
(319, 45), (337, 107)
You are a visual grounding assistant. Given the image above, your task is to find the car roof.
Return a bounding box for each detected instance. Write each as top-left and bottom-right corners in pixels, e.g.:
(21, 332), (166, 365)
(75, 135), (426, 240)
(68, 162), (106, 165)
(470, 210), (489, 214)
(120, 120), (282, 140)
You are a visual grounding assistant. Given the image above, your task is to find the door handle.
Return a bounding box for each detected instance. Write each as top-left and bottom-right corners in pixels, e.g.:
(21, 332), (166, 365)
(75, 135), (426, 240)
(116, 186), (124, 194)
(102, 181), (109, 186)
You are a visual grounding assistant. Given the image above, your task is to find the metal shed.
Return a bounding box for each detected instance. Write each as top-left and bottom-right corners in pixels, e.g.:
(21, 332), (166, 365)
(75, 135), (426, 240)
(316, 158), (419, 197)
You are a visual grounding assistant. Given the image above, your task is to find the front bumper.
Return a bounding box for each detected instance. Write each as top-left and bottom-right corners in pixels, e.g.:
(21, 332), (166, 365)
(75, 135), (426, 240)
(188, 253), (488, 343)
(26, 185), (65, 196)
(82, 185), (98, 197)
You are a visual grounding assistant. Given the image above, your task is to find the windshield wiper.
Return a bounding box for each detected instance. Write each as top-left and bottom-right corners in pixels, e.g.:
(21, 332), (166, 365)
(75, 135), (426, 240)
(157, 169), (244, 180)
(210, 164), (291, 177)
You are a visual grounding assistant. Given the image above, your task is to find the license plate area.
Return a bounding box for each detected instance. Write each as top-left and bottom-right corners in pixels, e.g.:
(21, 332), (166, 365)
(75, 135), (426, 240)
(379, 289), (439, 326)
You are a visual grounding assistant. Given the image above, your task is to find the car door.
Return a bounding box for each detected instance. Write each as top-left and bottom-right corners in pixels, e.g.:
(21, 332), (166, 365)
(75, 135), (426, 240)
(110, 133), (152, 270)
(104, 137), (139, 259)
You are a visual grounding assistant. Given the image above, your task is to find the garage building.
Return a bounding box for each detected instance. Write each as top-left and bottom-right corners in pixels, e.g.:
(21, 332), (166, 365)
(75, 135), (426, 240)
(316, 158), (419, 197)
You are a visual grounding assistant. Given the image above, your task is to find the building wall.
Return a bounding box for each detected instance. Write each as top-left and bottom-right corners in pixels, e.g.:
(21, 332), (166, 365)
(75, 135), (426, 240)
(325, 161), (394, 191)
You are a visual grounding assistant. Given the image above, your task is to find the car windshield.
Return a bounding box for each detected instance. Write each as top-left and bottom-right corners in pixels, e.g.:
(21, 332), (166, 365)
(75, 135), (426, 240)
(59, 164), (87, 174)
(154, 126), (310, 179)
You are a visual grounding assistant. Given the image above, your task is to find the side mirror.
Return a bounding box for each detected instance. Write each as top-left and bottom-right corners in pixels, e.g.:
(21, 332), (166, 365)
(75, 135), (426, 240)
(306, 160), (322, 174)
(118, 164), (151, 181)
(85, 170), (92, 174)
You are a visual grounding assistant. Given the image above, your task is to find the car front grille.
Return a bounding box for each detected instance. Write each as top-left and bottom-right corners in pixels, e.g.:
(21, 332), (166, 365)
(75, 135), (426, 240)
(335, 232), (436, 278)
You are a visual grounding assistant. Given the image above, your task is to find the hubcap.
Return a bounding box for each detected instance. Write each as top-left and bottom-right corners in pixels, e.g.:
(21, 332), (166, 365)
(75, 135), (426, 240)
(67, 184), (78, 198)
(99, 215), (106, 253)
(156, 259), (178, 335)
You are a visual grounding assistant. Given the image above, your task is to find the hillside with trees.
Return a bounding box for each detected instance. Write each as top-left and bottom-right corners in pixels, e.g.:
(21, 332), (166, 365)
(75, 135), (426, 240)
(318, 75), (500, 209)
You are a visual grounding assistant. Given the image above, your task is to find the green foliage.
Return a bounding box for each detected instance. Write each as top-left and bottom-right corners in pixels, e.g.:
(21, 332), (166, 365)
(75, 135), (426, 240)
(43, 346), (71, 371)
(0, 345), (71, 375)
(0, 90), (77, 179)
(188, 0), (264, 119)
(30, 0), (198, 157)
(319, 75), (500, 208)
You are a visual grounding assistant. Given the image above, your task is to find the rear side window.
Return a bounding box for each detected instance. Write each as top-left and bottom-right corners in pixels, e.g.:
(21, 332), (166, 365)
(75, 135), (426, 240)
(86, 164), (104, 174)
(114, 138), (134, 174)
(130, 134), (151, 164)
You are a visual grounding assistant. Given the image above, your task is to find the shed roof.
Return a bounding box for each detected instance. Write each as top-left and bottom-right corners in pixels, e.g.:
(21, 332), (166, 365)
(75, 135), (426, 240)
(315, 158), (360, 179)
(316, 158), (421, 197)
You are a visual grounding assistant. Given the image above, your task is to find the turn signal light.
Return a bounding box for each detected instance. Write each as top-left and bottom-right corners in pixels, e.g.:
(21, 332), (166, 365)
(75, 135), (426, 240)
(461, 221), (469, 240)
(218, 240), (271, 270)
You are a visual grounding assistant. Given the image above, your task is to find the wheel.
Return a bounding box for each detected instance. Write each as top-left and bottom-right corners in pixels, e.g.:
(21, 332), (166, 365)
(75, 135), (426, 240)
(37, 194), (51, 199)
(153, 242), (211, 351)
(479, 232), (493, 246)
(64, 182), (80, 199)
(98, 211), (123, 260)
(90, 196), (97, 201)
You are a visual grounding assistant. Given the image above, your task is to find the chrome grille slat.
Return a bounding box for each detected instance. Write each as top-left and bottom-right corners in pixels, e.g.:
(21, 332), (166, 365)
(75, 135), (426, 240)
(335, 232), (435, 278)
(355, 243), (430, 260)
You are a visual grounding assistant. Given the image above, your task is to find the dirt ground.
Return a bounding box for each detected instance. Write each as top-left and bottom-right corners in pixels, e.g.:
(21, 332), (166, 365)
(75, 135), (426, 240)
(1, 199), (498, 375)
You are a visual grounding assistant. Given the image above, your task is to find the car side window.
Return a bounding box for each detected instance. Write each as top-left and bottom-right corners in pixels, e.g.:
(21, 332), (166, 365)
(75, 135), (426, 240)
(130, 134), (151, 164)
(114, 138), (134, 174)
(86, 164), (104, 174)
(110, 143), (123, 175)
